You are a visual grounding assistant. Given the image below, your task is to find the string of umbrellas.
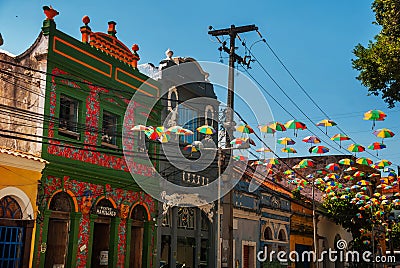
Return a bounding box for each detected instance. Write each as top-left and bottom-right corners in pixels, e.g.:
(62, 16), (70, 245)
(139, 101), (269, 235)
(130, 109), (395, 165)
(131, 109), (399, 245)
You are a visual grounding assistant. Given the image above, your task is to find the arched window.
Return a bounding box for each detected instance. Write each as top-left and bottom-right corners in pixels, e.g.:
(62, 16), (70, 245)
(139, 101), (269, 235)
(0, 196), (22, 219)
(278, 229), (287, 242)
(131, 205), (148, 221)
(264, 226), (273, 240)
(49, 191), (72, 212)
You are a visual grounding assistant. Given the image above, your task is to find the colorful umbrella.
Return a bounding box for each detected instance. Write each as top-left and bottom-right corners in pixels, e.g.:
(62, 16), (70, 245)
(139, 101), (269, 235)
(353, 171), (365, 177)
(256, 147), (272, 153)
(356, 157), (373, 166)
(266, 158), (280, 166)
(347, 144), (365, 156)
(338, 158), (354, 166)
(357, 180), (370, 186)
(258, 125), (276, 135)
(197, 125), (216, 135)
(232, 155), (248, 161)
(316, 119), (337, 134)
(326, 163), (340, 171)
(277, 137), (296, 147)
(230, 138), (246, 145)
(330, 133), (350, 148)
(236, 124), (254, 134)
(310, 145), (329, 154)
(285, 120), (307, 136)
(250, 160), (265, 166)
(131, 124), (149, 131)
(281, 147), (297, 157)
(367, 142), (386, 156)
(268, 122), (287, 132)
(345, 166), (357, 172)
(183, 145), (198, 155)
(144, 126), (160, 140)
(363, 110), (386, 129)
(302, 136), (321, 146)
(375, 159), (392, 169)
(298, 159), (315, 168)
(167, 125), (184, 133)
(373, 128), (395, 143)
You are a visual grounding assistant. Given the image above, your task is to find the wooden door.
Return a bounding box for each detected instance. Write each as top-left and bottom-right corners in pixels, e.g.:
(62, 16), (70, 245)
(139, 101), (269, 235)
(129, 226), (144, 268)
(91, 222), (110, 268)
(243, 245), (249, 268)
(44, 219), (69, 268)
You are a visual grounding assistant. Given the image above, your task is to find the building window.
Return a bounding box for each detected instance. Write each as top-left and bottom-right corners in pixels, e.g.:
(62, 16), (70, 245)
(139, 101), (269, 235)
(264, 226), (273, 240)
(102, 111), (119, 149)
(278, 229), (287, 242)
(178, 106), (198, 144)
(177, 207), (195, 229)
(0, 196), (22, 219)
(59, 94), (80, 139)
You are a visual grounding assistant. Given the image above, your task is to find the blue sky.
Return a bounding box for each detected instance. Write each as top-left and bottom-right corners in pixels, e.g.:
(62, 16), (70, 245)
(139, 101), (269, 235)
(1, 0), (399, 169)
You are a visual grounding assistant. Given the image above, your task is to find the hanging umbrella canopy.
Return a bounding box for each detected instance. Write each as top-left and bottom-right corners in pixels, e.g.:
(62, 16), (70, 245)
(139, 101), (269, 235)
(144, 126), (160, 140)
(345, 166), (357, 172)
(281, 147), (297, 154)
(167, 125), (184, 133)
(183, 145), (198, 153)
(232, 155), (248, 161)
(284, 169), (294, 175)
(250, 160), (265, 166)
(256, 147), (272, 153)
(367, 142), (386, 156)
(353, 171), (365, 177)
(197, 125), (216, 135)
(180, 128), (194, 136)
(357, 180), (370, 186)
(298, 159), (315, 168)
(277, 137), (296, 147)
(331, 133), (350, 148)
(230, 138), (246, 145)
(316, 119), (337, 134)
(373, 128), (395, 143)
(343, 175), (354, 181)
(266, 158), (280, 166)
(285, 120), (307, 136)
(338, 158), (354, 166)
(326, 163), (340, 171)
(259, 125), (276, 134)
(356, 157), (373, 166)
(363, 109), (387, 129)
(310, 145), (329, 154)
(236, 124), (255, 134)
(268, 121), (287, 132)
(375, 159), (392, 169)
(302, 136), (321, 144)
(131, 124), (149, 131)
(347, 144), (365, 155)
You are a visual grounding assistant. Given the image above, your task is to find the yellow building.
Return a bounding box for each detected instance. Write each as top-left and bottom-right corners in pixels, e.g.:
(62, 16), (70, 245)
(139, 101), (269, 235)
(0, 148), (47, 267)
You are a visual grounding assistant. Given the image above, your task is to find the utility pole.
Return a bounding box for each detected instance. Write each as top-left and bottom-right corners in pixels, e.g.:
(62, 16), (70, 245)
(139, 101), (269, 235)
(208, 24), (258, 268)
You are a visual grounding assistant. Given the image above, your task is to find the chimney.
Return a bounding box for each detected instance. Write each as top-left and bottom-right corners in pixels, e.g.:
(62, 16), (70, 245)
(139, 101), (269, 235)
(108, 21), (117, 37)
(80, 16), (91, 43)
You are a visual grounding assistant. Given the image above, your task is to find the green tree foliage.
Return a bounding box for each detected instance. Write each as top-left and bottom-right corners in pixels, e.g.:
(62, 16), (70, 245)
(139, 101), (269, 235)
(352, 0), (400, 108)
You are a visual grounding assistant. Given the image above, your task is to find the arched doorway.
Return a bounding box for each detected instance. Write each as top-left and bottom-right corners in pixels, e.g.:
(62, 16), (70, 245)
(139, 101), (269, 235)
(45, 191), (73, 268)
(0, 196), (24, 267)
(129, 204), (148, 268)
(91, 198), (116, 268)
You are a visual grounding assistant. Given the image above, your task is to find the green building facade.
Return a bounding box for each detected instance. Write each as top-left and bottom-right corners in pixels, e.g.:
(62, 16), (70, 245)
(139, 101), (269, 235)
(32, 10), (160, 268)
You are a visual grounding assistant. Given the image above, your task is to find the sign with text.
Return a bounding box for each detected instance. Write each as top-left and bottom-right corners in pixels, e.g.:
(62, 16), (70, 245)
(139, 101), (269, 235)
(96, 206), (117, 217)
